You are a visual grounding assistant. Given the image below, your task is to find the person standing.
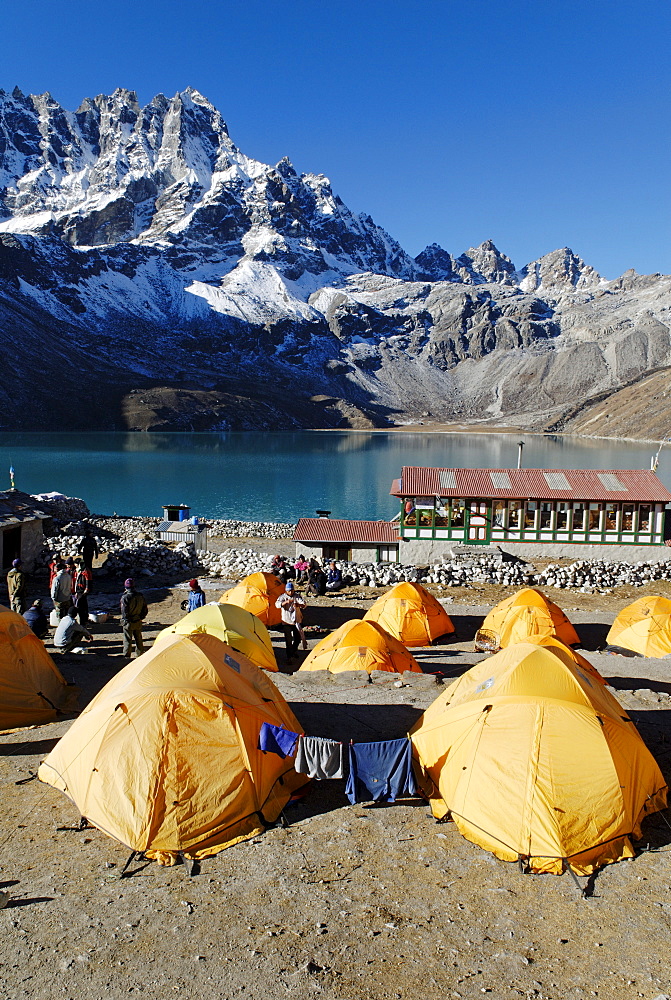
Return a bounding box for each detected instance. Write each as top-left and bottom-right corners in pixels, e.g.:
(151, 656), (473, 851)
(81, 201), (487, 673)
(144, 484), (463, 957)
(78, 528), (99, 573)
(275, 581), (306, 666)
(50, 562), (73, 621)
(187, 579), (206, 611)
(24, 599), (49, 639)
(6, 558), (27, 614)
(120, 578), (148, 659)
(73, 558), (92, 625)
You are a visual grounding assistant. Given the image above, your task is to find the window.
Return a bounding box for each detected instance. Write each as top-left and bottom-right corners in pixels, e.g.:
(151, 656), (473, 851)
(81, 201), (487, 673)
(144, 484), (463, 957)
(604, 503), (618, 532)
(524, 502), (538, 530)
(588, 503), (602, 532)
(556, 503), (569, 531)
(572, 504), (586, 531)
(450, 499), (465, 527)
(622, 504), (634, 531)
(508, 501), (522, 528)
(638, 505), (651, 532)
(540, 502), (553, 529)
(403, 499), (417, 526)
(378, 545), (398, 563)
(493, 501), (506, 527)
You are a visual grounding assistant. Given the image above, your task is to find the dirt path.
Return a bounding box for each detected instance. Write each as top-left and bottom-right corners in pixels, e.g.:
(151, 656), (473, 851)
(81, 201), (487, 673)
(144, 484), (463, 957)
(1, 573), (671, 1000)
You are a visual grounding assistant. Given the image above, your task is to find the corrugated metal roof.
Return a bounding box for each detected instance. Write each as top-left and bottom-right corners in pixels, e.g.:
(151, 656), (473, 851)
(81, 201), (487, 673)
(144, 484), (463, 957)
(294, 518), (400, 544)
(393, 468), (671, 502)
(0, 490), (49, 526)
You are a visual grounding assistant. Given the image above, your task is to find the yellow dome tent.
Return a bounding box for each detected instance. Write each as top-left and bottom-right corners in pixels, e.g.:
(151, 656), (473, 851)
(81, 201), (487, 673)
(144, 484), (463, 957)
(363, 582), (455, 647)
(411, 640), (666, 875)
(156, 602), (278, 672)
(219, 572), (286, 628)
(0, 604), (77, 730)
(477, 588), (579, 651)
(38, 633), (305, 864)
(606, 596), (671, 658)
(300, 618), (423, 675)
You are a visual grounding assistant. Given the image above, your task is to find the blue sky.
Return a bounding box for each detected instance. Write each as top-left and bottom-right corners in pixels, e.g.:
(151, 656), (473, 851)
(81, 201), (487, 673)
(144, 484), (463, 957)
(3, 0), (669, 277)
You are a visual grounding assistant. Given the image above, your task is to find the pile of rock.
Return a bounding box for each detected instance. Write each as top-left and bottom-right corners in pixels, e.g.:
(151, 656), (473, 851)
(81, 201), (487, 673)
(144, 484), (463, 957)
(104, 541), (199, 578)
(537, 559), (671, 592)
(32, 493), (91, 527)
(424, 555), (534, 588)
(207, 520), (295, 539)
(197, 547), (273, 579)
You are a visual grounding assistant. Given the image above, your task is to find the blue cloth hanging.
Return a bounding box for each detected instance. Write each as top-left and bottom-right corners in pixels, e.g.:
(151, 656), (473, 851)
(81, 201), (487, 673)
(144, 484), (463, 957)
(345, 738), (416, 804)
(258, 722), (300, 758)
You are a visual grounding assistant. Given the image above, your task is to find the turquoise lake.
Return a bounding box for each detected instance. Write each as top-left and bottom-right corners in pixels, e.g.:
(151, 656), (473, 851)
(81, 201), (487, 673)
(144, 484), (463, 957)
(0, 431), (669, 523)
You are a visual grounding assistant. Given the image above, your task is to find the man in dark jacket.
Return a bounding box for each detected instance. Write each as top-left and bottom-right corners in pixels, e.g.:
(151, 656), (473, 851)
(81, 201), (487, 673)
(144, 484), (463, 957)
(120, 578), (148, 658)
(24, 599), (49, 639)
(78, 528), (99, 573)
(7, 558), (26, 614)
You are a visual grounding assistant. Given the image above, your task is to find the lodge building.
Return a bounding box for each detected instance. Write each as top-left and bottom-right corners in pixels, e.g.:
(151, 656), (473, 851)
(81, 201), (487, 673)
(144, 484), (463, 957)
(294, 467), (671, 565)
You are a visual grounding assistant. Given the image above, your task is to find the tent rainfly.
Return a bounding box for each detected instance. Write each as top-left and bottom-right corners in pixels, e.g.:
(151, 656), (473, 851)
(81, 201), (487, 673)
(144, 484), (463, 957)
(476, 588), (580, 652)
(300, 618), (423, 675)
(606, 596), (671, 658)
(38, 633), (306, 864)
(363, 581), (455, 647)
(157, 602), (278, 671)
(411, 640), (666, 875)
(219, 573), (286, 628)
(0, 604), (77, 730)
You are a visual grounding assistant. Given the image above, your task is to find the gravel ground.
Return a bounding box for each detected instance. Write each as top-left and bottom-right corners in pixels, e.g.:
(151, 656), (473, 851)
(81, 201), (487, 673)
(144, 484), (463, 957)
(1, 562), (671, 1000)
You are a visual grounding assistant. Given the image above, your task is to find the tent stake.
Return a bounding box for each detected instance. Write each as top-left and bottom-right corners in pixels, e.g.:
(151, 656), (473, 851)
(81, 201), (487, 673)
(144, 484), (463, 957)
(564, 860), (586, 897)
(119, 851), (138, 878)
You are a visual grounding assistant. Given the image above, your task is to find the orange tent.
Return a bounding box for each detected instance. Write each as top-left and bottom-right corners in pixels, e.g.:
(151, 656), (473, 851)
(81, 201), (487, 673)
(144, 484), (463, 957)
(478, 588), (579, 651)
(219, 572), (286, 628)
(300, 618), (422, 674)
(39, 633), (305, 863)
(411, 639), (666, 875)
(0, 604), (77, 730)
(363, 582), (454, 647)
(606, 596), (671, 658)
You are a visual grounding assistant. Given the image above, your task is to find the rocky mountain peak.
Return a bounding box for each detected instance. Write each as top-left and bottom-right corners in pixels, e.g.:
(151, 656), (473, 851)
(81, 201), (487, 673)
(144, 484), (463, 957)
(455, 241), (517, 285)
(517, 247), (602, 294)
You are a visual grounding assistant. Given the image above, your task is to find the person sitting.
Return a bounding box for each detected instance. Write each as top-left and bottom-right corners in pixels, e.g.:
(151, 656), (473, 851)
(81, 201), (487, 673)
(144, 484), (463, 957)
(271, 554), (289, 583)
(326, 561), (343, 592)
(24, 599), (49, 639)
(53, 609), (93, 653)
(294, 554), (309, 583)
(187, 579), (206, 611)
(307, 563), (326, 597)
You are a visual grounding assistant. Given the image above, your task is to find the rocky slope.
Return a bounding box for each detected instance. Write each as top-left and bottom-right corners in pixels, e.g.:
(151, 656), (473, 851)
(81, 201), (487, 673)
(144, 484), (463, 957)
(1, 87), (670, 434)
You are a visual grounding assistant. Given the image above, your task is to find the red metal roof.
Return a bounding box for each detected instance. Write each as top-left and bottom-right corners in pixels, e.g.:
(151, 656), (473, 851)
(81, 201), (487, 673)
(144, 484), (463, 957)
(391, 467), (671, 503)
(294, 518), (400, 544)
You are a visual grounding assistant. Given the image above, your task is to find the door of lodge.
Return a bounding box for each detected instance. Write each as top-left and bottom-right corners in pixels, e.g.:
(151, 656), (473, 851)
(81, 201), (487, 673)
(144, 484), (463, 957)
(465, 501), (491, 544)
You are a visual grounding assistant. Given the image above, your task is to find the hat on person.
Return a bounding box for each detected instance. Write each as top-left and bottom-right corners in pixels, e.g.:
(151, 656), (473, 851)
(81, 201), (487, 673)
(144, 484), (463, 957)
(285, 581), (294, 592)
(124, 578), (134, 589)
(189, 579), (198, 589)
(12, 558), (21, 567)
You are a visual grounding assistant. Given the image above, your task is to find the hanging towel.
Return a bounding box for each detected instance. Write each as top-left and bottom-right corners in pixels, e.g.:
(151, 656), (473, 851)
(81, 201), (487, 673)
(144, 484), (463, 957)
(258, 722), (300, 758)
(345, 738), (417, 804)
(295, 736), (345, 780)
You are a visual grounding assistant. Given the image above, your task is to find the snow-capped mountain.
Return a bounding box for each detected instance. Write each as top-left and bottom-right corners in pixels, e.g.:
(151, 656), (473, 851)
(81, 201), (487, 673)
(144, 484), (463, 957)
(0, 86), (670, 435)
